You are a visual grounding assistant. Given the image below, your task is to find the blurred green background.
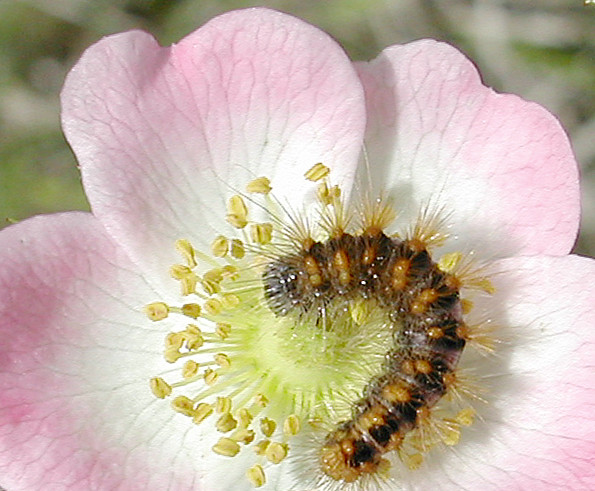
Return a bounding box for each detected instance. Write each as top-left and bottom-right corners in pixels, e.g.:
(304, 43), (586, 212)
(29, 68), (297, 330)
(1, 0), (594, 256)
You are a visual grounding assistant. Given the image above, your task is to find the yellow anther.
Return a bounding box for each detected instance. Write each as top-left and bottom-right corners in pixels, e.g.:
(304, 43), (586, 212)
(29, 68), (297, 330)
(250, 223), (273, 245)
(170, 264), (192, 279)
(204, 368), (218, 386)
(438, 252), (463, 273)
(246, 464), (266, 487)
(171, 396), (196, 417)
(179, 275), (198, 295)
(212, 437), (240, 457)
(186, 323), (201, 335)
(175, 239), (197, 268)
(283, 415), (300, 436)
(149, 377), (172, 399)
(232, 428), (255, 445)
(216, 412), (238, 433)
(265, 442), (288, 464)
(461, 299), (474, 314)
(181, 303), (201, 319)
(304, 162), (330, 181)
(182, 360), (199, 378)
(203, 268), (223, 283)
(227, 195), (248, 229)
(246, 176), (272, 194)
(260, 418), (277, 438)
(220, 294), (240, 310)
(254, 440), (270, 456)
(185, 333), (204, 350)
(405, 453), (424, 470)
(204, 298), (223, 316)
(201, 279), (220, 296)
(441, 425), (461, 446)
(221, 265), (239, 280)
(456, 408), (476, 427)
(216, 396), (232, 414)
(165, 332), (185, 350)
(216, 322), (232, 339)
(226, 214), (247, 229)
(377, 458), (392, 479)
(145, 302), (169, 321)
(193, 403), (214, 424)
(214, 353), (231, 369)
(237, 408), (253, 428)
(211, 235), (229, 257)
(230, 239), (245, 259)
(476, 278), (496, 294)
(164, 348), (182, 363)
(317, 182), (341, 206)
(254, 393), (268, 407)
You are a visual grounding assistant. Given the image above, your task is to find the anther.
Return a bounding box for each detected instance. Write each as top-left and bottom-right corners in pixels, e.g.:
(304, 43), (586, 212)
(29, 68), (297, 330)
(171, 396), (196, 417)
(212, 437), (240, 457)
(260, 418), (277, 437)
(193, 403), (213, 424)
(181, 303), (201, 319)
(246, 464), (266, 487)
(246, 176), (272, 194)
(165, 332), (185, 350)
(304, 162), (330, 181)
(204, 298), (223, 316)
(230, 239), (245, 259)
(254, 393), (268, 407)
(216, 322), (232, 339)
(150, 377), (172, 399)
(175, 239), (197, 268)
(211, 235), (229, 257)
(232, 428), (256, 444)
(237, 408), (254, 428)
(220, 294), (239, 310)
(250, 223), (273, 245)
(216, 396), (232, 413)
(283, 415), (300, 436)
(216, 412), (238, 432)
(182, 360), (200, 378)
(265, 442), (288, 464)
(204, 368), (219, 386)
(145, 302), (169, 321)
(226, 195), (248, 229)
(214, 353), (231, 368)
(455, 408), (476, 426)
(254, 440), (270, 455)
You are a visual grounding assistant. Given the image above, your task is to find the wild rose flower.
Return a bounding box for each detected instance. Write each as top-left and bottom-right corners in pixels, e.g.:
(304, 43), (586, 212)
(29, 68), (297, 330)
(1, 7), (593, 491)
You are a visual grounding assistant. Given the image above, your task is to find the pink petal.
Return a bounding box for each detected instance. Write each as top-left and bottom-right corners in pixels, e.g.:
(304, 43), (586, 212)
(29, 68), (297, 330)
(356, 40), (579, 257)
(0, 214), (206, 490)
(405, 254), (595, 489)
(61, 8), (366, 288)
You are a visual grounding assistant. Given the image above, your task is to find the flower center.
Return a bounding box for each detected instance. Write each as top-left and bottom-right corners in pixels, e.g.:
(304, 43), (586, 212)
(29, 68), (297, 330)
(146, 164), (495, 488)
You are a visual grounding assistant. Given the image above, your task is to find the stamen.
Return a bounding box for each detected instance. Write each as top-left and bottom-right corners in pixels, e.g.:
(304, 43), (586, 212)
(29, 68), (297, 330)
(305, 162), (330, 181)
(145, 302), (169, 321)
(146, 169), (490, 488)
(246, 464), (266, 487)
(227, 195), (248, 229)
(265, 442), (288, 464)
(175, 239), (197, 268)
(213, 437), (241, 457)
(211, 236), (229, 257)
(246, 177), (272, 194)
(149, 377), (172, 398)
(250, 223), (273, 245)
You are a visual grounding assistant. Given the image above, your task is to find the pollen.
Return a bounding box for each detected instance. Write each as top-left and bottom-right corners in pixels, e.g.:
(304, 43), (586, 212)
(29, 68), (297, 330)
(146, 166), (493, 488)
